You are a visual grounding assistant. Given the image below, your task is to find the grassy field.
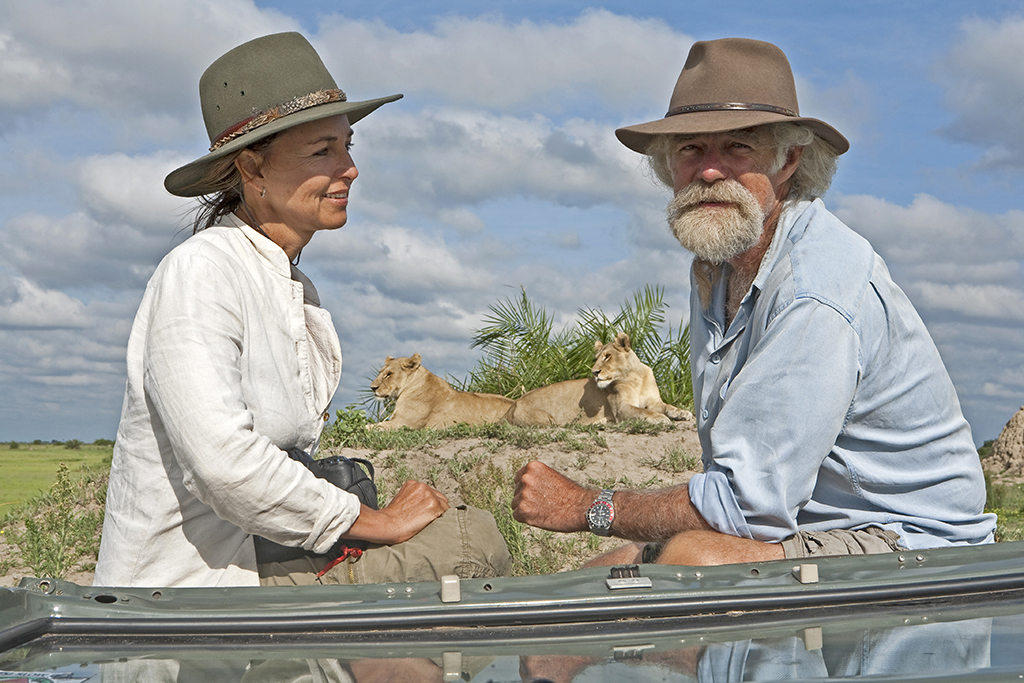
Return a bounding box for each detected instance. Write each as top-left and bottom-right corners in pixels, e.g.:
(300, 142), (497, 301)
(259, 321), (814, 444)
(0, 443), (113, 515)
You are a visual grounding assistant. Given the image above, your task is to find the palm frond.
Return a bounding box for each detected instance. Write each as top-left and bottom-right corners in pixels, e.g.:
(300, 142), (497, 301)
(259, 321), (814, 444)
(462, 286), (693, 409)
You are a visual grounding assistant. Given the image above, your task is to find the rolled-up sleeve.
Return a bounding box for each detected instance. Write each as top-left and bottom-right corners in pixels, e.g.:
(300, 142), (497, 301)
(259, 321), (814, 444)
(689, 297), (860, 542)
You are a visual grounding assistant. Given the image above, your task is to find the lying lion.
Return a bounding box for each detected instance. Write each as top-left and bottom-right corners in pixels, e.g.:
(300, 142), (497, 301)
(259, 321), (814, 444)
(506, 332), (690, 426)
(368, 354), (514, 430)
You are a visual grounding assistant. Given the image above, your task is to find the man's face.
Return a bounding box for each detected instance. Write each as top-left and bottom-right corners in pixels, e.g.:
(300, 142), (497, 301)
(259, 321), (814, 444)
(664, 128), (793, 264)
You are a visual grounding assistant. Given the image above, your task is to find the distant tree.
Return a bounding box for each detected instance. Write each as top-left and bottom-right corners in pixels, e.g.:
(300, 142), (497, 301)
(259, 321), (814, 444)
(8, 441), (18, 449)
(92, 438), (115, 447)
(64, 439), (83, 450)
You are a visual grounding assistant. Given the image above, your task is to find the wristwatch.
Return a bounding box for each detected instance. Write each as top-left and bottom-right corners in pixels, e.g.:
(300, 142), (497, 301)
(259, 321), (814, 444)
(586, 489), (616, 536)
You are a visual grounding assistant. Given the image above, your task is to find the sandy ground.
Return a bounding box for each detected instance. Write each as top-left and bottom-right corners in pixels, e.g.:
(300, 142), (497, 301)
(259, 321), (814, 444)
(1, 421), (703, 586)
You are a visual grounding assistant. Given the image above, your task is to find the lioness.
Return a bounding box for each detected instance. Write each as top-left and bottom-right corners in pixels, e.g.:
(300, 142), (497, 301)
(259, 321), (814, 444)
(368, 354), (514, 430)
(506, 332), (690, 426)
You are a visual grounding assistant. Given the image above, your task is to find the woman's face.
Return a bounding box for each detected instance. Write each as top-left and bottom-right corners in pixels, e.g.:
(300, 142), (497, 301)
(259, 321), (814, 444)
(249, 114), (358, 243)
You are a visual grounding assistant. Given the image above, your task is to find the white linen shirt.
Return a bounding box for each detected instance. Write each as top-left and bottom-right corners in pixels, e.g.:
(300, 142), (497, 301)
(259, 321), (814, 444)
(94, 215), (359, 587)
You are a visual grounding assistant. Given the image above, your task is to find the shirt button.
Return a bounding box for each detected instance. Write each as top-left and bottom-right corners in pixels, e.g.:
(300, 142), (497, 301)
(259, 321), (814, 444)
(322, 410), (330, 422)
(710, 353), (721, 364)
(702, 409), (709, 419)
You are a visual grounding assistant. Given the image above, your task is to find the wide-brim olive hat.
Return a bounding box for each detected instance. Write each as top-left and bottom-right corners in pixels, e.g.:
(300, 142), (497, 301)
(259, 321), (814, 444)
(616, 38), (848, 156)
(165, 32), (402, 197)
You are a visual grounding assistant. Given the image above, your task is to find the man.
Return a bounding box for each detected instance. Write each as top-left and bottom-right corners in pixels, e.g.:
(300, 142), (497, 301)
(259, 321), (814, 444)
(512, 38), (995, 566)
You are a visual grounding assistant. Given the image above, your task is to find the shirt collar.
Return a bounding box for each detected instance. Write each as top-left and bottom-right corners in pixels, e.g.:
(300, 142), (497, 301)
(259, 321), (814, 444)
(222, 213), (321, 306)
(222, 212), (293, 276)
(698, 199), (818, 338)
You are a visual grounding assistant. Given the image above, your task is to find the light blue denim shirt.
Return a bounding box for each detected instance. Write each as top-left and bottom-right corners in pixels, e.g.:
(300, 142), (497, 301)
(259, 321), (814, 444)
(686, 199), (995, 549)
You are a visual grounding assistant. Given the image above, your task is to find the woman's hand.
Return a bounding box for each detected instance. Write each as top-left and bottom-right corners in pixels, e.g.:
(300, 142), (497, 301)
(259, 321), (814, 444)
(342, 480), (449, 545)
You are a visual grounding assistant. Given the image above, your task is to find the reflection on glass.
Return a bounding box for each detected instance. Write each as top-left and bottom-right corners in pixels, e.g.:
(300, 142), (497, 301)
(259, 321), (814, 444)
(6, 614), (1023, 682)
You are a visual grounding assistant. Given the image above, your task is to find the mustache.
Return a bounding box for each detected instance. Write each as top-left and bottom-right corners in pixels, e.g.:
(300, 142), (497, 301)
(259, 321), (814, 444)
(670, 180), (758, 213)
(664, 179), (767, 265)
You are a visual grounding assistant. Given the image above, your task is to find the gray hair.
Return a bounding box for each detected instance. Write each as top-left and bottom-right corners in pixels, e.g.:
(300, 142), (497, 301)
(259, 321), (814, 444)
(645, 122), (839, 202)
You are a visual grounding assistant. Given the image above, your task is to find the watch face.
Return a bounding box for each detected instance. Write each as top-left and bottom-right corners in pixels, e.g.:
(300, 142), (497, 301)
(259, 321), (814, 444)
(587, 501), (614, 530)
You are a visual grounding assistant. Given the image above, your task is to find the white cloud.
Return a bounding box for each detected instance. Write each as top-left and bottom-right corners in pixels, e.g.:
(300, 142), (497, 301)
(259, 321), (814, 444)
(833, 193), (1024, 265)
(355, 107), (656, 222)
(77, 151), (193, 229)
(438, 208), (486, 234)
(0, 209), (177, 291)
(906, 260), (1021, 285)
(923, 319), (1024, 437)
(795, 71), (875, 149)
(312, 224), (498, 305)
(316, 10), (691, 113)
(0, 0), (298, 147)
(983, 382), (1023, 399)
(933, 16), (1024, 171)
(833, 193), (1024, 329)
(0, 276), (89, 328)
(910, 282), (1024, 321)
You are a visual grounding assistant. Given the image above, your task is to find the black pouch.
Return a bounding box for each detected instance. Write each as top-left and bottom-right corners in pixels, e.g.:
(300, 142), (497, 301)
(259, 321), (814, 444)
(253, 447), (378, 565)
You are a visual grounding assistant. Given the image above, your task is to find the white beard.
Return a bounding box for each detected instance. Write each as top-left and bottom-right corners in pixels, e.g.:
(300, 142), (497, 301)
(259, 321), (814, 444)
(666, 180), (767, 264)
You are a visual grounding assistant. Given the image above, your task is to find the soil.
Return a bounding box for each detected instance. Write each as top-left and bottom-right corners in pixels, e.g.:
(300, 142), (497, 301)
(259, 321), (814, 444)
(983, 406), (1024, 480)
(0, 421), (703, 587)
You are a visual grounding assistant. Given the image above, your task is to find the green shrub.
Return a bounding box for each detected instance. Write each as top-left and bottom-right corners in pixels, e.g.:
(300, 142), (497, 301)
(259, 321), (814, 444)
(64, 439), (82, 450)
(326, 406), (371, 448)
(457, 285), (693, 411)
(8, 463), (104, 579)
(984, 473), (1024, 542)
(985, 473), (1024, 511)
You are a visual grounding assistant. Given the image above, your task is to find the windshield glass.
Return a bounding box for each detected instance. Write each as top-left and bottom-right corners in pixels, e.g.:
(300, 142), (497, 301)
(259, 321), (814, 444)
(5, 609), (1024, 682)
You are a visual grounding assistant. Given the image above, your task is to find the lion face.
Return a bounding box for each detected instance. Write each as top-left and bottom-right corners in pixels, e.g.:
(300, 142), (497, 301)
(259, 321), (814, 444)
(370, 353), (422, 399)
(591, 332), (634, 389)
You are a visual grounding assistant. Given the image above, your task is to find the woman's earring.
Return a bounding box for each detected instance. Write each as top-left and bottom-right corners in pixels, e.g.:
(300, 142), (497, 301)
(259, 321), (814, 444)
(260, 186), (266, 198)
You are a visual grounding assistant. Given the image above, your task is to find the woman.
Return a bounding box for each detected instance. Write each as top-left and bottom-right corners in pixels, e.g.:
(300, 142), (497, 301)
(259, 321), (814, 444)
(94, 33), (509, 587)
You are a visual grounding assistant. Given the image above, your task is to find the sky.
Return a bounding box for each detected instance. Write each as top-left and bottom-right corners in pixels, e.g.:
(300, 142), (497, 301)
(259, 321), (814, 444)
(0, 0), (1022, 445)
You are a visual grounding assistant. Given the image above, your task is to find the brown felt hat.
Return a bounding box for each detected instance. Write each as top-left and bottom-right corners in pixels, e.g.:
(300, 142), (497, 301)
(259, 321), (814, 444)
(616, 38), (848, 155)
(165, 32), (402, 197)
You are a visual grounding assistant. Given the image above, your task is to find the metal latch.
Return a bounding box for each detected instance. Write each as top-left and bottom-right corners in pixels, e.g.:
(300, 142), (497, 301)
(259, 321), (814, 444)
(606, 564), (653, 590)
(792, 563), (819, 584)
(440, 574), (461, 602)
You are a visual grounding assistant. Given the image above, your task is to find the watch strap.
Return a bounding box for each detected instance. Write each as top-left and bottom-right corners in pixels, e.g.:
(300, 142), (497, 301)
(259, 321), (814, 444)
(587, 489), (616, 536)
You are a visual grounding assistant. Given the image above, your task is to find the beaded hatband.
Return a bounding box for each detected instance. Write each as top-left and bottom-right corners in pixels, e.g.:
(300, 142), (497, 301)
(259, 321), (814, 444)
(209, 88), (347, 151)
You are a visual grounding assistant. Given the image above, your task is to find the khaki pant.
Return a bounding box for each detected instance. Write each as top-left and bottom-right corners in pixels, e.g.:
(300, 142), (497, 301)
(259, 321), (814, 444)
(259, 505), (512, 586)
(780, 526), (906, 559)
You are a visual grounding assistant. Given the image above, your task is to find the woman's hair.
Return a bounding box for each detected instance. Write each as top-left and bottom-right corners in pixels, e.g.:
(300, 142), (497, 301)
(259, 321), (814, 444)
(186, 135), (278, 234)
(645, 122), (839, 203)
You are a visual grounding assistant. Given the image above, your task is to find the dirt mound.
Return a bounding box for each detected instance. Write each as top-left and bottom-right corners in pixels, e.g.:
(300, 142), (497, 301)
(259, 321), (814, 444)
(984, 407), (1024, 477)
(1, 422), (703, 586)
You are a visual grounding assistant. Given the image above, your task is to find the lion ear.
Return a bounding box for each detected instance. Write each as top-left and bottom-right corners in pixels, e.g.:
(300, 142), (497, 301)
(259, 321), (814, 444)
(594, 339), (603, 353)
(385, 356), (394, 364)
(615, 332), (631, 351)
(407, 353), (422, 369)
